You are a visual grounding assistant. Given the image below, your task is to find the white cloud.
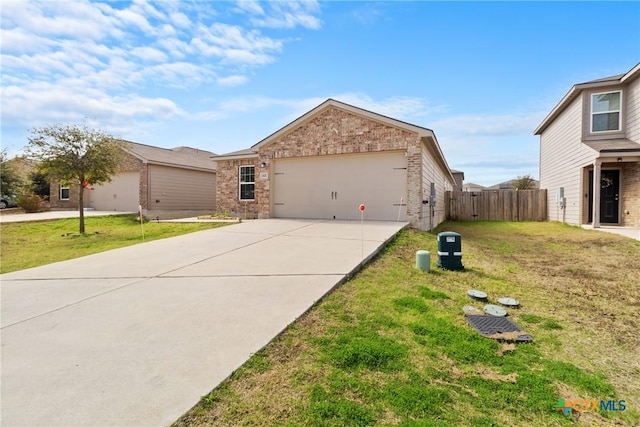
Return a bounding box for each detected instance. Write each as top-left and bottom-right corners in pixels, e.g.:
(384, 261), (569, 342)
(133, 62), (216, 87)
(191, 23), (283, 65)
(170, 12), (191, 28)
(431, 111), (545, 137)
(1, 0), (323, 148)
(131, 46), (169, 63)
(2, 81), (184, 136)
(235, 1), (265, 16)
(0, 28), (52, 54)
(249, 1), (322, 29)
(2, 0), (113, 39)
(217, 75), (249, 87)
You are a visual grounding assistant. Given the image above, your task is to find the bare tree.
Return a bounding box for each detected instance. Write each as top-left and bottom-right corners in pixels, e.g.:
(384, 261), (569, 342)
(26, 123), (124, 233)
(512, 174), (536, 190)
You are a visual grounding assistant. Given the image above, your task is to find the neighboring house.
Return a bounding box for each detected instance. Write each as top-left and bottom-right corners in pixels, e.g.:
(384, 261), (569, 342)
(50, 142), (217, 219)
(211, 99), (455, 230)
(463, 183), (487, 192)
(451, 169), (465, 192)
(534, 63), (640, 227)
(487, 179), (540, 190)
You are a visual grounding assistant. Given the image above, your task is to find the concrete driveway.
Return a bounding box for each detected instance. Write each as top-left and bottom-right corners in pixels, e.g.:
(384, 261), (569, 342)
(1, 219), (407, 426)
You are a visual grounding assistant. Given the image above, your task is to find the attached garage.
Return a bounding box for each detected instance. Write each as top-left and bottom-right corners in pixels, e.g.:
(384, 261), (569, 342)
(272, 152), (407, 220)
(212, 99), (455, 230)
(89, 172), (140, 211)
(52, 142), (217, 219)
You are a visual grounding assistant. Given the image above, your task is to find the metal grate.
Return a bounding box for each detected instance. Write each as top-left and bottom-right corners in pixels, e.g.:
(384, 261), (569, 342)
(465, 314), (532, 342)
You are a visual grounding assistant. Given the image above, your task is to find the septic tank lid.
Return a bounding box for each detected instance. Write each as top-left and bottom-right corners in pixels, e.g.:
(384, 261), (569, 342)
(484, 304), (508, 317)
(467, 289), (488, 301)
(498, 297), (520, 307)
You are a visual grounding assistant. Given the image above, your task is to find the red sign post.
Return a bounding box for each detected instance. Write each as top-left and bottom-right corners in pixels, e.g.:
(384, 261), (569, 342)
(359, 204), (365, 262)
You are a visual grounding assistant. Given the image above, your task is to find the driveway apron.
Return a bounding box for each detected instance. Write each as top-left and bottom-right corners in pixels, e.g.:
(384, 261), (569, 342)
(1, 219), (407, 426)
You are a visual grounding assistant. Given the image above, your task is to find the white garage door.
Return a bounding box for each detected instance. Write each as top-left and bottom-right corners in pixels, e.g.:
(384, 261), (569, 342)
(88, 172), (139, 212)
(273, 152), (407, 221)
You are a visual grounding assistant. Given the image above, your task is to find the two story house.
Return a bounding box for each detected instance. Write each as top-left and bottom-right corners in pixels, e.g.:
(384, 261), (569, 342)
(535, 63), (640, 228)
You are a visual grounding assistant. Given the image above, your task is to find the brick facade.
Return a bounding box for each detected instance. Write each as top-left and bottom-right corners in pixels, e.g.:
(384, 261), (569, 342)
(621, 161), (640, 227)
(215, 158), (260, 218)
(215, 105), (440, 227)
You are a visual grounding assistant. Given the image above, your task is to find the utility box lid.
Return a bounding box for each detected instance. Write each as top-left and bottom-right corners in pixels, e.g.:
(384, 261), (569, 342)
(437, 231), (462, 252)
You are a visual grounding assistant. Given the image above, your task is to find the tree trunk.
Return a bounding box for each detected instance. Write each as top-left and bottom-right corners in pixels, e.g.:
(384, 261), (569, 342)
(78, 184), (85, 234)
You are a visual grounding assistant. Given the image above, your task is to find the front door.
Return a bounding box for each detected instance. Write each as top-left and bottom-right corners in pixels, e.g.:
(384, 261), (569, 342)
(588, 169), (620, 224)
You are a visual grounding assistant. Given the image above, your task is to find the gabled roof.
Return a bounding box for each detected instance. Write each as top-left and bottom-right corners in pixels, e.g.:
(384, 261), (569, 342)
(210, 99), (454, 182)
(534, 63), (640, 135)
(122, 141), (217, 172)
(252, 98), (436, 150)
(462, 182), (487, 190)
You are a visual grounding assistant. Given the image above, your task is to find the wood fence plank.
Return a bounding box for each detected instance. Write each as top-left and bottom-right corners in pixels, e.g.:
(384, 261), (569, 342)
(446, 190), (547, 221)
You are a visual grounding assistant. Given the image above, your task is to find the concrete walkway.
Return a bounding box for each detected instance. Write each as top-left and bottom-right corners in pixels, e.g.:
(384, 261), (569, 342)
(581, 224), (640, 240)
(0, 209), (135, 223)
(1, 219), (407, 426)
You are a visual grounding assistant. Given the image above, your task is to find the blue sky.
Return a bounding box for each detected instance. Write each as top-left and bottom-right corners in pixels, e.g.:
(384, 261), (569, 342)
(2, 1), (639, 186)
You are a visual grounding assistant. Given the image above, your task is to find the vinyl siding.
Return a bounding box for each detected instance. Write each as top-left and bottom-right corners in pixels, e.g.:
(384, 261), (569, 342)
(148, 165), (215, 211)
(539, 96), (595, 224)
(421, 143), (453, 229)
(626, 77), (640, 142)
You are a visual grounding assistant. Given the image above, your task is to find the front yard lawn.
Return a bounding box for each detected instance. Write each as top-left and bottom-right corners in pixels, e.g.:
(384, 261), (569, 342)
(175, 221), (640, 427)
(0, 215), (229, 273)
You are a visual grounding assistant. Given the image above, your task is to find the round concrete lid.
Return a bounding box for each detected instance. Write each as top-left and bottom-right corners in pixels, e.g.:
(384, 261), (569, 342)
(484, 304), (507, 317)
(463, 305), (479, 313)
(498, 297), (520, 307)
(467, 289), (488, 300)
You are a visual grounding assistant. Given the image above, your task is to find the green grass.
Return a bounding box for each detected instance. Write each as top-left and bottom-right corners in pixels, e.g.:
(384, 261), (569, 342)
(0, 214), (230, 273)
(174, 221), (640, 427)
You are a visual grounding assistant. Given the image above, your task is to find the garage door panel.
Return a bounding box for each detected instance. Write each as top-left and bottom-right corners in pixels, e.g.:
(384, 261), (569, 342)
(273, 152), (407, 221)
(89, 172), (139, 211)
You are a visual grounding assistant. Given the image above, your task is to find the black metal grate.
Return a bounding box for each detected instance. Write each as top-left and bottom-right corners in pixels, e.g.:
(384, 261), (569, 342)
(465, 314), (532, 342)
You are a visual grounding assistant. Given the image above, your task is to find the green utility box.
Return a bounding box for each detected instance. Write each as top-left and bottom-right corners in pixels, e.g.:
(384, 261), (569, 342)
(436, 231), (464, 270)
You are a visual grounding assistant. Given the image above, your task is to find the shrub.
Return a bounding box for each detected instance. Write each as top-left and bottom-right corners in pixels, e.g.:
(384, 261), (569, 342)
(17, 194), (45, 213)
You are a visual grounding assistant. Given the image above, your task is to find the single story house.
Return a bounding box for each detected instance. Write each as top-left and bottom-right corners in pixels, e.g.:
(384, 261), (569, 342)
(462, 183), (487, 192)
(487, 179), (540, 190)
(534, 63), (640, 227)
(49, 141), (217, 219)
(211, 99), (455, 230)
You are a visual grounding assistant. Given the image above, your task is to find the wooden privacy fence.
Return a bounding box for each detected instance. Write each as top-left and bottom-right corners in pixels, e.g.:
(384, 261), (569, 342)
(445, 189), (547, 222)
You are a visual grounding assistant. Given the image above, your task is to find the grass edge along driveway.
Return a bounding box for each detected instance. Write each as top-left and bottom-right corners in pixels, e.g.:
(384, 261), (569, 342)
(175, 221), (640, 427)
(0, 215), (230, 274)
